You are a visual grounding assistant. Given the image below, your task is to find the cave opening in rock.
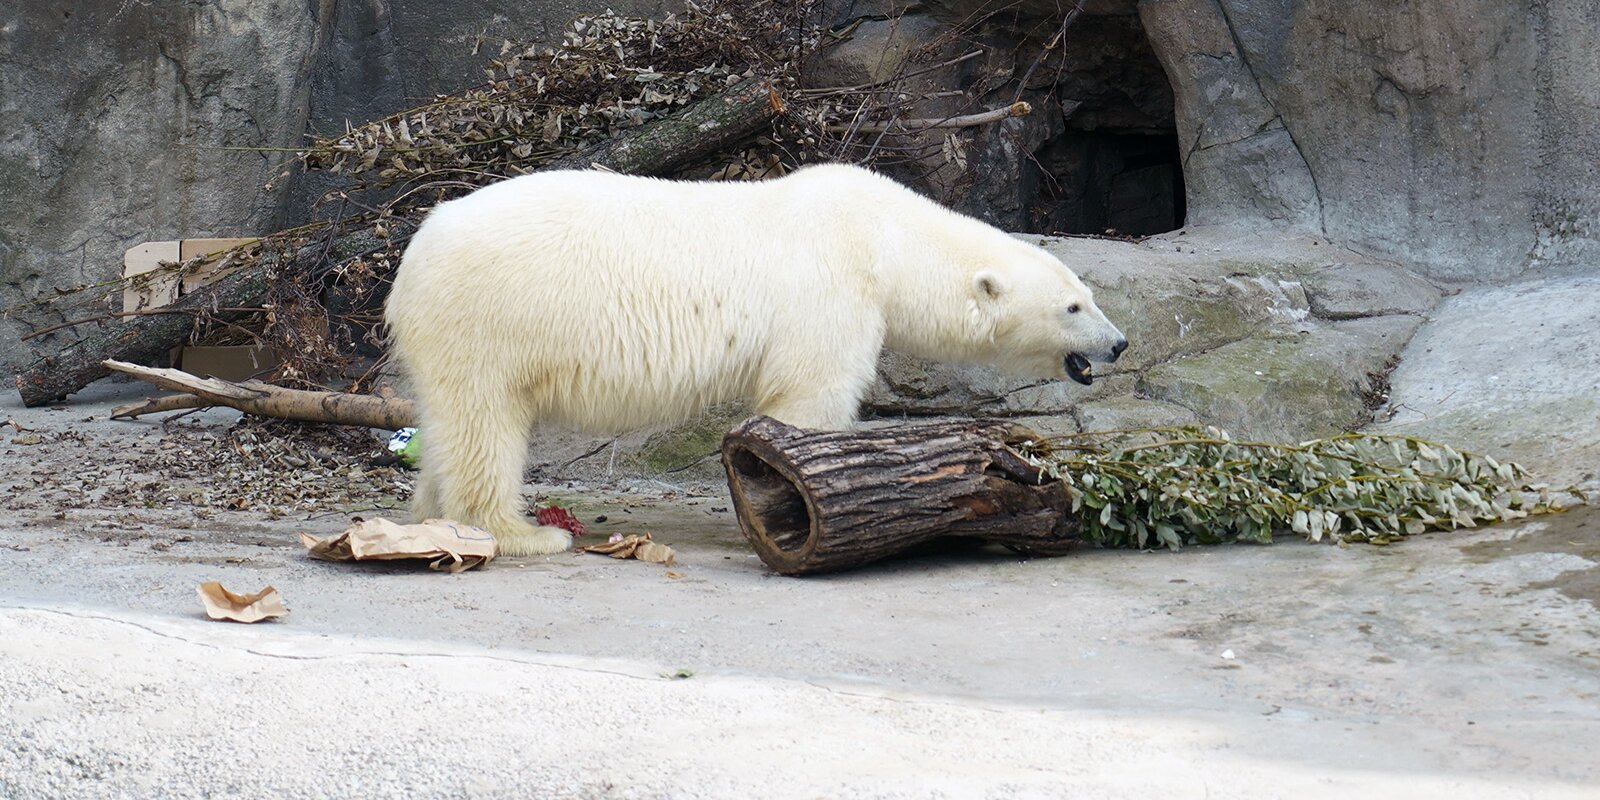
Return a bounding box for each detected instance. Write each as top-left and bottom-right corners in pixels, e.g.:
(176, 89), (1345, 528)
(1029, 13), (1184, 237)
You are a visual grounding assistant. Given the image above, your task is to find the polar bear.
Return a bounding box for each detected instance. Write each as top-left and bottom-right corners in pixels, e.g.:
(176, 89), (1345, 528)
(385, 164), (1126, 556)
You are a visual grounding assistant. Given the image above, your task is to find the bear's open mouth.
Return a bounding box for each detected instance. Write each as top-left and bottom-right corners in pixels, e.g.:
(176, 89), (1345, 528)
(1065, 353), (1093, 386)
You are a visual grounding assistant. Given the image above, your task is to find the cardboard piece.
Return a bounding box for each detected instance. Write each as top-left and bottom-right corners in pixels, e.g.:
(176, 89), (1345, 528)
(122, 241), (182, 312)
(121, 237), (274, 377)
(301, 517), (497, 573)
(171, 344), (280, 381)
(580, 532), (677, 565)
(178, 237), (258, 294)
(197, 581), (287, 623)
(122, 238), (257, 312)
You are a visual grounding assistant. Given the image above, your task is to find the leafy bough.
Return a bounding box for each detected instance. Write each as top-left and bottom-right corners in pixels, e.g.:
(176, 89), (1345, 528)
(1018, 426), (1580, 549)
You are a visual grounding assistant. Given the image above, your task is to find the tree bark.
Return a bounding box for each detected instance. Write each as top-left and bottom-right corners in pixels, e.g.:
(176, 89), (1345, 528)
(545, 77), (784, 173)
(721, 416), (1080, 575)
(14, 78), (784, 407)
(103, 360), (417, 430)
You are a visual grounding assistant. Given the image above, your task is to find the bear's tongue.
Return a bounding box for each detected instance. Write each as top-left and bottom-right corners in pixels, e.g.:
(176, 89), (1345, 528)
(1065, 353), (1093, 386)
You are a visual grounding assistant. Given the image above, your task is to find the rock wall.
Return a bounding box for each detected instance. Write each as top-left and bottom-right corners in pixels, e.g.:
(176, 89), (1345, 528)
(0, 0), (334, 370)
(1141, 0), (1600, 281)
(826, 0), (1600, 279)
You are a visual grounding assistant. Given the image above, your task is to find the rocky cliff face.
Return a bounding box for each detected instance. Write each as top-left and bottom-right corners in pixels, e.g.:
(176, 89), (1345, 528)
(822, 0), (1599, 281)
(1141, 0), (1600, 281)
(0, 1), (332, 369)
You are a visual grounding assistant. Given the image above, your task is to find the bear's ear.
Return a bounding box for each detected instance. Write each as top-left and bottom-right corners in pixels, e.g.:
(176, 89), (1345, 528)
(972, 271), (1006, 302)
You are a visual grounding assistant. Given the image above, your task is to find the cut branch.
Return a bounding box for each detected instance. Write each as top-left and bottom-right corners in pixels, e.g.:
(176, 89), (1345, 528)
(824, 101), (1032, 134)
(110, 393), (214, 419)
(103, 360), (417, 429)
(721, 416), (1079, 575)
(15, 78), (784, 407)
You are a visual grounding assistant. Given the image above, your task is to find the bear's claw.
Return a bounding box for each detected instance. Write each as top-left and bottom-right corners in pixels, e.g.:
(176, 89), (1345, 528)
(494, 524), (574, 556)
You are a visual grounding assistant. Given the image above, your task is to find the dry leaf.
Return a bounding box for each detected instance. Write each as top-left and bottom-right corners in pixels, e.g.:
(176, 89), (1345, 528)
(197, 581), (286, 623)
(580, 532), (676, 565)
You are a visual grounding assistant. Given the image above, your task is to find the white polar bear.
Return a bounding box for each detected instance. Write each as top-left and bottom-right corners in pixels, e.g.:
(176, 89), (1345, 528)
(385, 164), (1127, 556)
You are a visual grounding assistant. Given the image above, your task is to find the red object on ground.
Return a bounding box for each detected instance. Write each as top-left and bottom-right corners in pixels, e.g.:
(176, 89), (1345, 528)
(535, 504), (586, 537)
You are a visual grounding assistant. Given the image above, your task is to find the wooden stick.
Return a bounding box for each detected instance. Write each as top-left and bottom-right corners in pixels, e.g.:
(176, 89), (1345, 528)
(103, 360), (417, 429)
(824, 101), (1032, 134)
(720, 416), (1079, 575)
(110, 393), (214, 419)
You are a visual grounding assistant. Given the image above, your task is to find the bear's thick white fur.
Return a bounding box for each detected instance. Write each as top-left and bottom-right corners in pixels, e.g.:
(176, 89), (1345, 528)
(386, 164), (1125, 555)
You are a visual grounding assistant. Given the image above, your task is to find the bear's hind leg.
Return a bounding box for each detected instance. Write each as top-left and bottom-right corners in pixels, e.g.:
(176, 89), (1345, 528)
(423, 393), (571, 556)
(411, 468), (443, 521)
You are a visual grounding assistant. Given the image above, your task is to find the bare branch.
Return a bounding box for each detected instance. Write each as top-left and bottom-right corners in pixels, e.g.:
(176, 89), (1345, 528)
(825, 101), (1032, 134)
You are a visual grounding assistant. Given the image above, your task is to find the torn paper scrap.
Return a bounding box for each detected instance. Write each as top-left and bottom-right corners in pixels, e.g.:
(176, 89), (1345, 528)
(580, 532), (676, 565)
(300, 517), (497, 573)
(197, 581), (286, 623)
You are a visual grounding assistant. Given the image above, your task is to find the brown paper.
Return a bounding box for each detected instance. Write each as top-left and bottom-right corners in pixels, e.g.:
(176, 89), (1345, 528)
(197, 581), (286, 623)
(580, 532), (677, 565)
(300, 517), (497, 572)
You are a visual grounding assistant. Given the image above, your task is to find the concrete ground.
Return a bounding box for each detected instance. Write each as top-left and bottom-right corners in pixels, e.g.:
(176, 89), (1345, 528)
(3, 270), (1598, 798)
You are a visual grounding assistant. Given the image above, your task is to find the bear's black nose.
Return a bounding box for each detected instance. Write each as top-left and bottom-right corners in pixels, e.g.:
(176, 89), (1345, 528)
(1111, 339), (1128, 361)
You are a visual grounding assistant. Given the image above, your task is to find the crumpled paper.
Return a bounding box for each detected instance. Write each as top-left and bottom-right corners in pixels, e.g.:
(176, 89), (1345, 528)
(580, 532), (676, 565)
(197, 581), (286, 623)
(300, 517), (497, 572)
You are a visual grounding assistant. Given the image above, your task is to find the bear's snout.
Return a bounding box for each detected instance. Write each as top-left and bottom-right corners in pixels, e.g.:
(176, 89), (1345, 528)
(1110, 338), (1128, 361)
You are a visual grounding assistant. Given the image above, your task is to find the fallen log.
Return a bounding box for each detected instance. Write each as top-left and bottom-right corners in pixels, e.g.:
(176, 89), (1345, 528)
(543, 77), (784, 173)
(720, 416), (1080, 575)
(14, 78), (784, 407)
(104, 360), (416, 430)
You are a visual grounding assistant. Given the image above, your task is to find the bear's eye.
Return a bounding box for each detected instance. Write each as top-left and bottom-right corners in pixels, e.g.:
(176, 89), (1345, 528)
(1068, 304), (1081, 314)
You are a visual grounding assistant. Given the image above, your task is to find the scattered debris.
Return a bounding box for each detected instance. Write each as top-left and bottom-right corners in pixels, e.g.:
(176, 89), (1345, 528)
(385, 427), (421, 468)
(0, 419), (411, 518)
(535, 504), (586, 537)
(301, 517), (496, 572)
(197, 581), (286, 623)
(581, 532), (677, 565)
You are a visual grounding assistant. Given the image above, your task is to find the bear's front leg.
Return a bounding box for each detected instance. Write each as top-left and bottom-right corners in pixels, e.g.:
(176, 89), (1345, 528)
(754, 345), (878, 431)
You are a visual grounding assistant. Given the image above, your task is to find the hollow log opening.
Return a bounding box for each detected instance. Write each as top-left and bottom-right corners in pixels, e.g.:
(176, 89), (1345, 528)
(723, 447), (815, 554)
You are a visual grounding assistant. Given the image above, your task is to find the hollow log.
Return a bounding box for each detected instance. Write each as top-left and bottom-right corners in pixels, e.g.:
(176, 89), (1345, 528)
(721, 416), (1079, 575)
(14, 78), (783, 407)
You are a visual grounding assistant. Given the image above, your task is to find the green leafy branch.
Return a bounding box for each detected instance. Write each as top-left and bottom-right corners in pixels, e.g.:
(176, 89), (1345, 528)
(1018, 426), (1584, 549)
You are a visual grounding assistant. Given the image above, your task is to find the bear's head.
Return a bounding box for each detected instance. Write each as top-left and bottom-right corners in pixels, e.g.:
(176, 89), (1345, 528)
(969, 248), (1127, 386)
